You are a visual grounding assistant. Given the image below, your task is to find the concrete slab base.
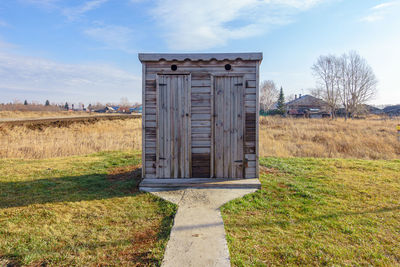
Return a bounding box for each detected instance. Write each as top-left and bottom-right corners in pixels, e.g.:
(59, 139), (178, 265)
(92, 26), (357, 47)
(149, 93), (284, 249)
(140, 179), (260, 267)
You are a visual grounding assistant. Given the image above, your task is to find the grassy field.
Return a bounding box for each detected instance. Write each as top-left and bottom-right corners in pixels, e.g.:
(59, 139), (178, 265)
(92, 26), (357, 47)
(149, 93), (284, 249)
(1, 112), (400, 265)
(0, 151), (176, 266)
(221, 157), (400, 266)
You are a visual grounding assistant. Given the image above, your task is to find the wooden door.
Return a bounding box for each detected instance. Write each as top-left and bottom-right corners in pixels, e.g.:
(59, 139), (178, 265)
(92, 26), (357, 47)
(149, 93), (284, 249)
(213, 76), (245, 178)
(156, 74), (191, 178)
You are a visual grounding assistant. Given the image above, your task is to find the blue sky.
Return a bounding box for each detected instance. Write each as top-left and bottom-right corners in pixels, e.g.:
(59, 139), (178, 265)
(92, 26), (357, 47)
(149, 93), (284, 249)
(0, 0), (399, 105)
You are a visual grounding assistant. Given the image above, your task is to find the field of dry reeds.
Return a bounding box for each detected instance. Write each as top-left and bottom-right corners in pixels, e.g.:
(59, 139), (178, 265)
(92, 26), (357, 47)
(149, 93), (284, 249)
(0, 118), (142, 159)
(260, 116), (400, 159)
(0, 114), (399, 159)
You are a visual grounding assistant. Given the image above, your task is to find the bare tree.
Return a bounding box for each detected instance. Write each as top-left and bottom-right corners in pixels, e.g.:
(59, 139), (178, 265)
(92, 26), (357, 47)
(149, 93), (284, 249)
(312, 54), (341, 118)
(311, 51), (377, 119)
(259, 80), (278, 112)
(338, 51), (377, 119)
(309, 87), (324, 99)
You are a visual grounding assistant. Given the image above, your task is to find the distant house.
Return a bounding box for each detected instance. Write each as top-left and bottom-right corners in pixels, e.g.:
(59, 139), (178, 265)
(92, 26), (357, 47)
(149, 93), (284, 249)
(285, 94), (331, 118)
(336, 104), (385, 118)
(94, 106), (116, 113)
(130, 105), (142, 114)
(117, 106), (131, 113)
(383, 105), (400, 117)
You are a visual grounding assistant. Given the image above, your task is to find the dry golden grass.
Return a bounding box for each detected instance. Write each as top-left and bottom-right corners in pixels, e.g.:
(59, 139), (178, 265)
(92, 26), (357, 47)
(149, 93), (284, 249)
(1, 114), (399, 160)
(260, 116), (400, 159)
(0, 118), (141, 159)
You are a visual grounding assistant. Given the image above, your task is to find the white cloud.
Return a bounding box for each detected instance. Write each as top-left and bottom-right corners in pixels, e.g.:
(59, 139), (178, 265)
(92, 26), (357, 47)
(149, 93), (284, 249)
(151, 0), (327, 50)
(0, 52), (141, 103)
(84, 24), (135, 53)
(361, 1), (400, 22)
(62, 0), (109, 21)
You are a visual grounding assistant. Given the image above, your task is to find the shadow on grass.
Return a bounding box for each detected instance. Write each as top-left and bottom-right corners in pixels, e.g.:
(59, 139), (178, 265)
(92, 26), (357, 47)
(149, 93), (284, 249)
(0, 166), (178, 267)
(0, 167), (143, 209)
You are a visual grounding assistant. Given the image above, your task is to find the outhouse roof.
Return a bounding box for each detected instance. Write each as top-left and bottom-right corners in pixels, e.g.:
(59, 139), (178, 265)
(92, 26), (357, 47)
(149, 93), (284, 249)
(138, 52), (263, 62)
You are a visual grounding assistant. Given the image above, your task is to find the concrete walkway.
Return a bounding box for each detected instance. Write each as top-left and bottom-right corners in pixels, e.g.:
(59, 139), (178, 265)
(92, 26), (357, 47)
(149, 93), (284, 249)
(140, 179), (260, 267)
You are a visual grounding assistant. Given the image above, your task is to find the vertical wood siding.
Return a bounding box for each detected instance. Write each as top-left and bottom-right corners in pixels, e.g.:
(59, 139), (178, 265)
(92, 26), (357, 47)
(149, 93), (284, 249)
(143, 60), (258, 178)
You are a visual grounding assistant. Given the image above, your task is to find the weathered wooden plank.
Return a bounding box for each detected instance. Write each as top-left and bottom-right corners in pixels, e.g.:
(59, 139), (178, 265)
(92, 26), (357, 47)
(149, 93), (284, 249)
(192, 147), (211, 154)
(255, 62), (260, 178)
(245, 171), (256, 179)
(192, 113), (211, 120)
(238, 76), (245, 178)
(247, 161), (257, 168)
(245, 100), (256, 107)
(245, 94), (256, 101)
(142, 63), (146, 178)
(145, 154), (156, 161)
(146, 66), (256, 74)
(191, 79), (211, 87)
(171, 75), (177, 178)
(191, 108), (211, 115)
(210, 75), (214, 178)
(245, 107), (256, 113)
(144, 59), (258, 67)
(187, 74), (192, 177)
(192, 133), (211, 139)
(192, 140), (211, 147)
(191, 72), (211, 80)
(245, 154), (256, 160)
(192, 127), (211, 134)
(145, 167), (156, 174)
(246, 80), (256, 88)
(230, 76), (236, 178)
(145, 141), (156, 148)
(145, 107), (156, 115)
(146, 121), (156, 127)
(192, 87), (211, 94)
(166, 75), (171, 177)
(215, 76), (223, 178)
(192, 94), (211, 101)
(191, 100), (211, 107)
(246, 87), (256, 94)
(145, 161), (155, 168)
(192, 121), (211, 127)
(145, 114), (156, 121)
(145, 94), (156, 101)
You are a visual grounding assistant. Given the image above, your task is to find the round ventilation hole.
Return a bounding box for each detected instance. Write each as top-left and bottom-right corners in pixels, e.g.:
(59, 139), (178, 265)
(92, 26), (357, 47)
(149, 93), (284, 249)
(224, 64), (232, 71)
(171, 64), (178, 71)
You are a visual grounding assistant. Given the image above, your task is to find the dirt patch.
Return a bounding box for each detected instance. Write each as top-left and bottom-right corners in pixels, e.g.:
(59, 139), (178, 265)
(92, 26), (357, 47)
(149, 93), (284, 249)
(107, 165), (142, 182)
(0, 115), (140, 130)
(260, 166), (280, 175)
(100, 227), (160, 266)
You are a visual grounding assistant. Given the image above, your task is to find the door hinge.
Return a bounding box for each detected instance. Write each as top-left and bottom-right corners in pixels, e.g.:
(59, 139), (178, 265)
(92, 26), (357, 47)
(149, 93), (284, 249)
(234, 83), (243, 86)
(159, 157), (166, 160)
(234, 160), (243, 163)
(159, 83), (167, 86)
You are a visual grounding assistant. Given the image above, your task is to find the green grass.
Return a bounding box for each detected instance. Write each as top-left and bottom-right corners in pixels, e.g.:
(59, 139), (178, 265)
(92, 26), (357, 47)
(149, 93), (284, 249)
(222, 157), (400, 266)
(0, 151), (177, 266)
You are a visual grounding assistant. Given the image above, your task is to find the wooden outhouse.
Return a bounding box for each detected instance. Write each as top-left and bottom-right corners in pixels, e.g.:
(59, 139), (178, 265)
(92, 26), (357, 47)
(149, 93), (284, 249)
(139, 53), (262, 179)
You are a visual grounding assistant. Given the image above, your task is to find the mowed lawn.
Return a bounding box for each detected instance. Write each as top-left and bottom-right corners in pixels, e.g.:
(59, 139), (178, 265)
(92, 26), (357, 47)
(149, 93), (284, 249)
(0, 151), (176, 266)
(222, 157), (400, 266)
